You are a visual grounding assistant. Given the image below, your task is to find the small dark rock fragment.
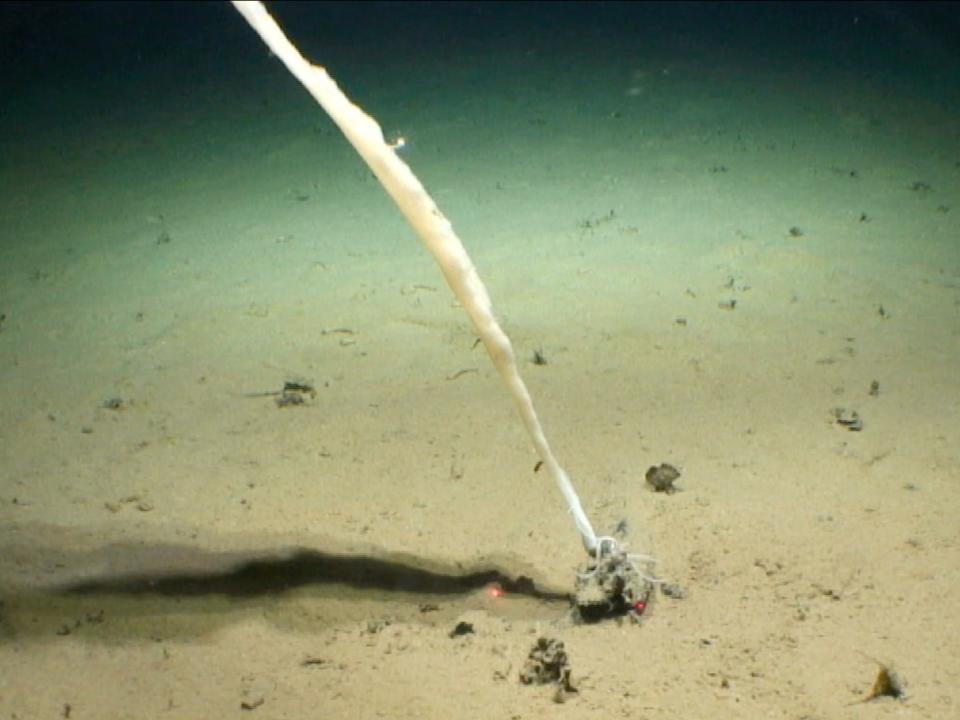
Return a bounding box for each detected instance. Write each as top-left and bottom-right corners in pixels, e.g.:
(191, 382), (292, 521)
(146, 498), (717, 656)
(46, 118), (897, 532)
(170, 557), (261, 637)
(448, 621), (474, 638)
(788, 226), (804, 238)
(833, 407), (863, 431)
(102, 397), (124, 410)
(869, 380), (880, 397)
(519, 637), (575, 697)
(283, 379), (314, 394)
(276, 379), (316, 407)
(646, 464), (681, 493)
(300, 656), (327, 667)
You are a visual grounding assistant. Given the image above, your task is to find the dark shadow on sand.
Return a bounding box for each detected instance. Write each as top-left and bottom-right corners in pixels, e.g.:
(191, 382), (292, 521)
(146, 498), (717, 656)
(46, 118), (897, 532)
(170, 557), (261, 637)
(59, 548), (569, 602)
(0, 530), (571, 642)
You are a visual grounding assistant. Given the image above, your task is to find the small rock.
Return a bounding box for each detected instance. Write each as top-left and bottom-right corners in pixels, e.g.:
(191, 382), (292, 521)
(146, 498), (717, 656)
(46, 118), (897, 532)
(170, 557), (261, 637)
(448, 621), (474, 638)
(646, 464), (681, 493)
(519, 637), (575, 694)
(832, 407), (863, 431)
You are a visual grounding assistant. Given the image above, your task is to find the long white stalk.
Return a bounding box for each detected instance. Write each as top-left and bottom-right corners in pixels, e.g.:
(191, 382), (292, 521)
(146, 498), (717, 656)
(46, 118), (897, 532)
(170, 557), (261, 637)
(231, 1), (599, 555)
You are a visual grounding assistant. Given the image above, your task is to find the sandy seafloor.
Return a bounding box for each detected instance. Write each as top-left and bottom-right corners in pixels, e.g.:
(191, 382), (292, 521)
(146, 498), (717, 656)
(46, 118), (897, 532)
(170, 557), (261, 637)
(0, 2), (958, 718)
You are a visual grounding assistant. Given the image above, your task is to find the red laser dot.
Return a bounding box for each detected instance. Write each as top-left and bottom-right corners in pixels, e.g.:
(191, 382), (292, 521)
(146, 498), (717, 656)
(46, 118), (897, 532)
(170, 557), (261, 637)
(489, 585), (505, 598)
(633, 601), (647, 614)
